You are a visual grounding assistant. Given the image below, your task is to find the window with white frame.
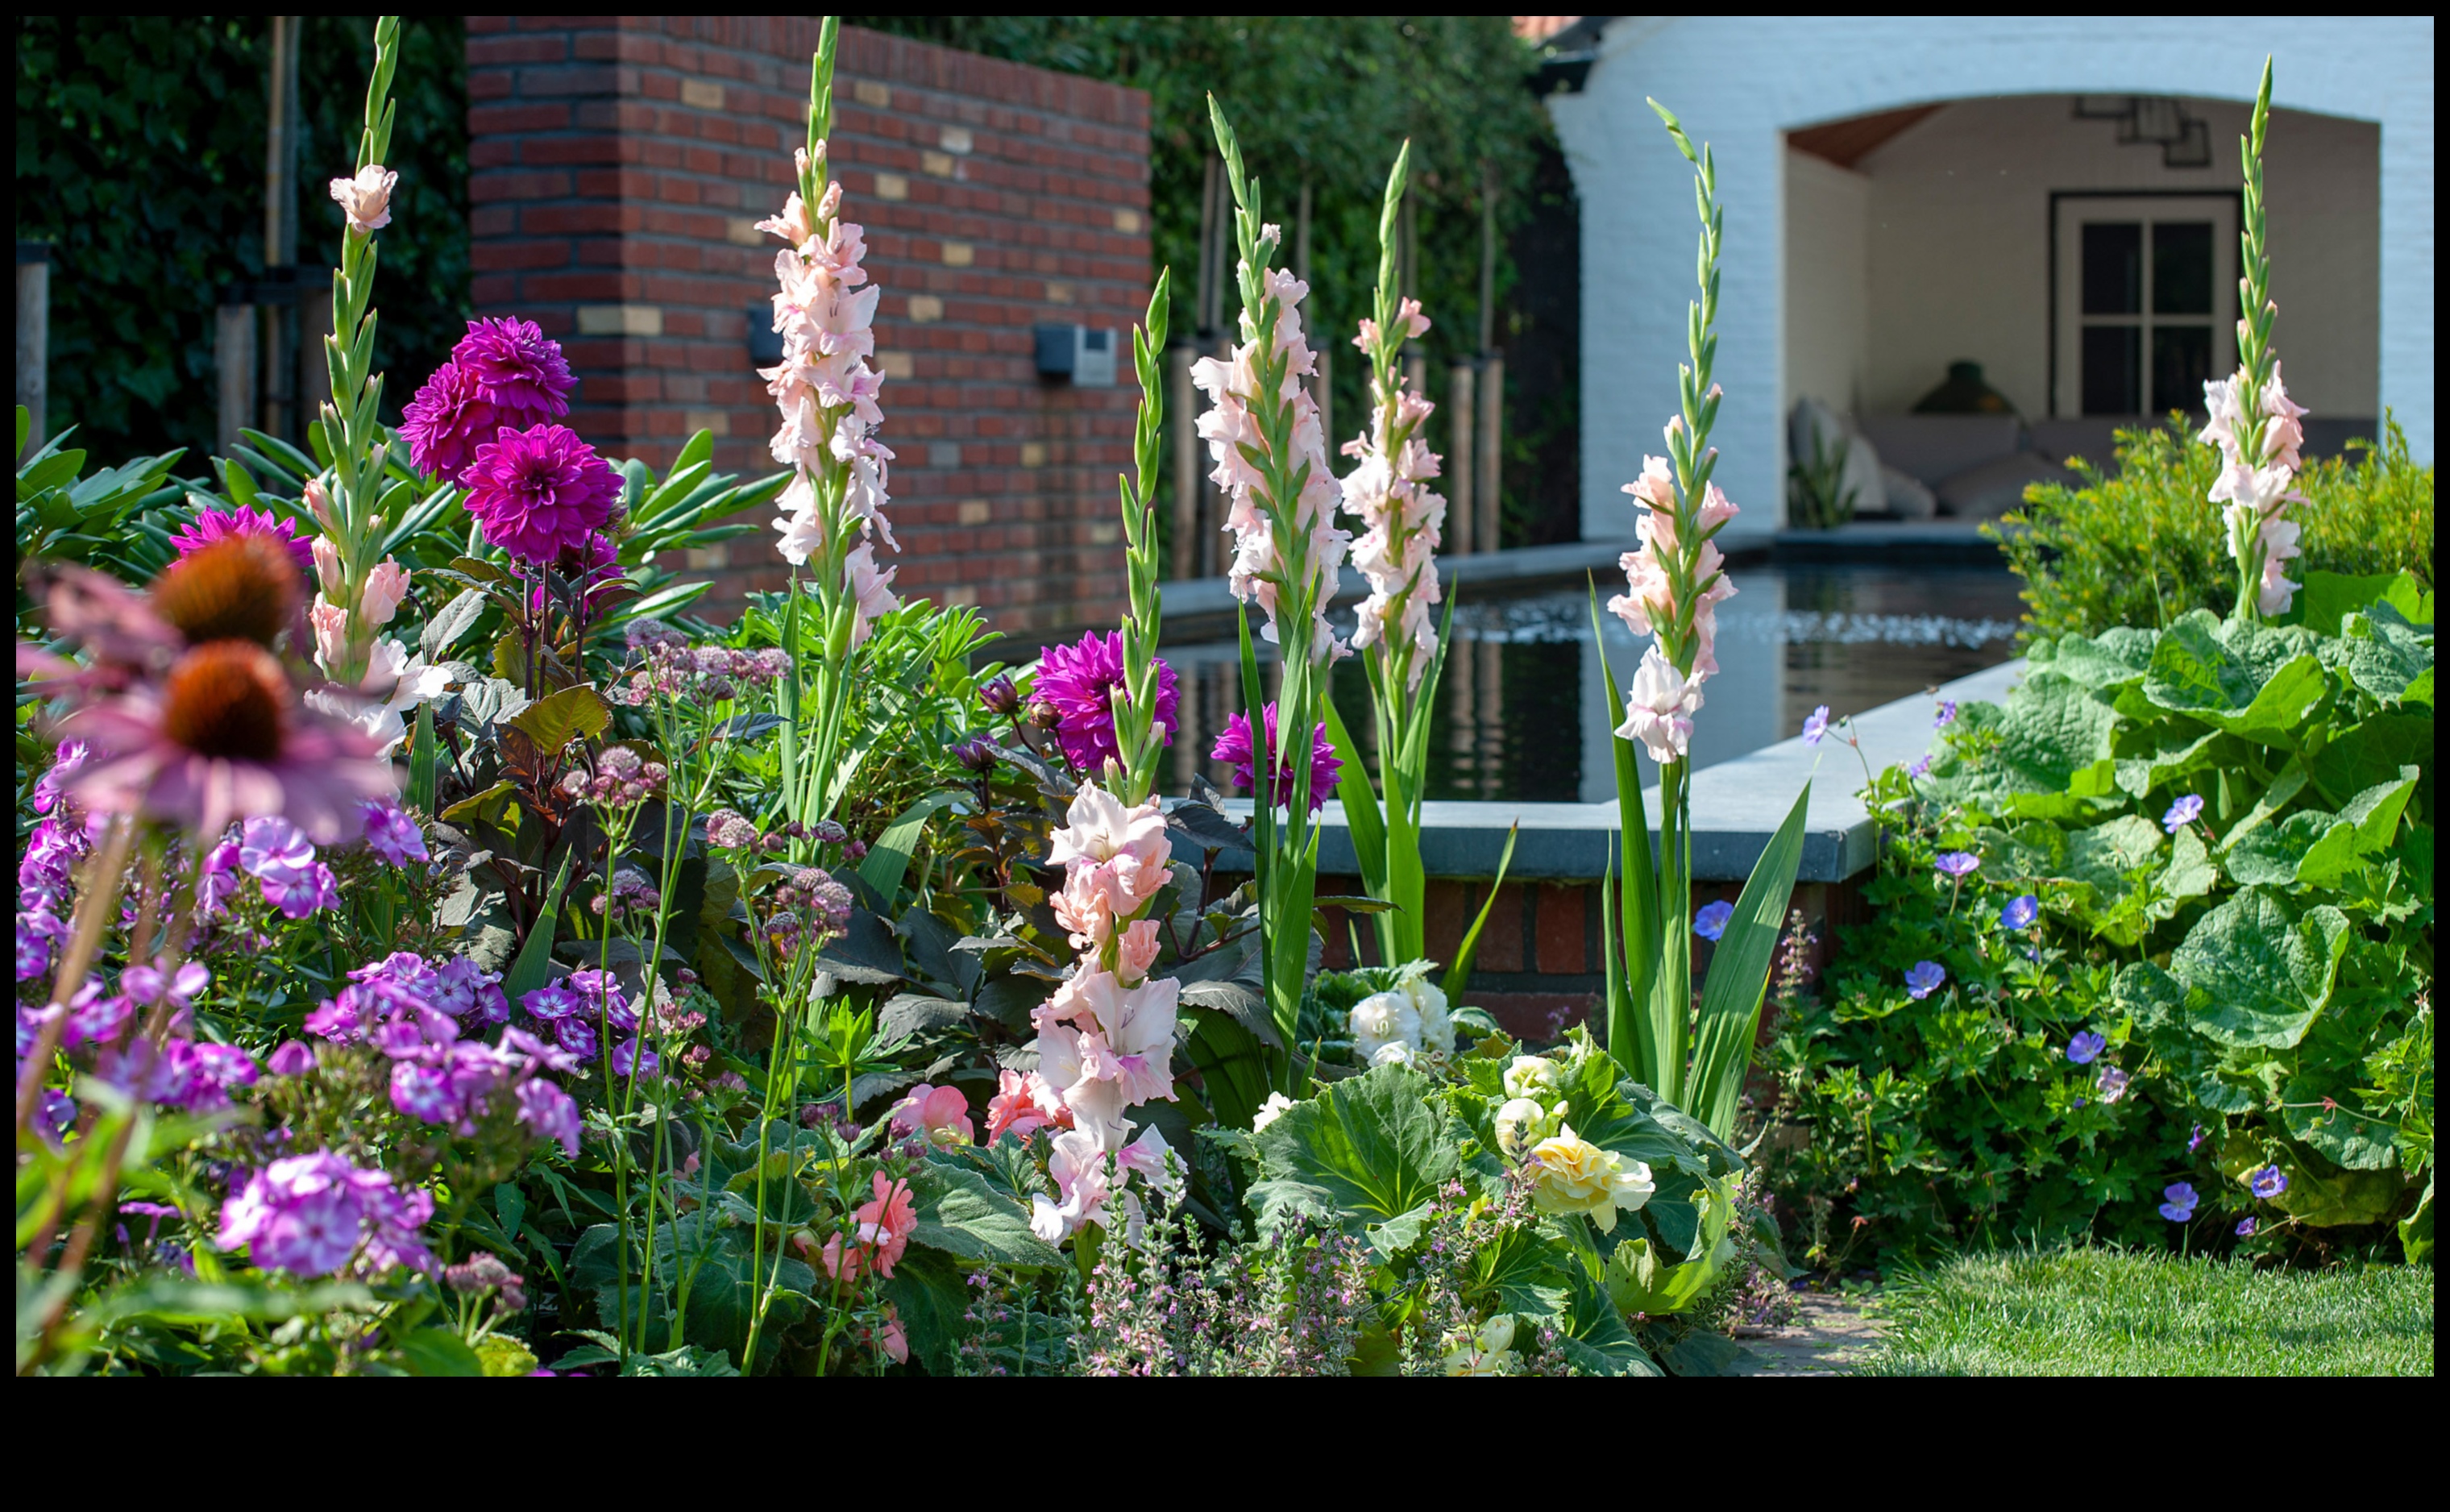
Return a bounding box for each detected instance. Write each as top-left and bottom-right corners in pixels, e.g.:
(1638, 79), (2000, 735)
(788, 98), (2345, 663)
(2053, 195), (2236, 417)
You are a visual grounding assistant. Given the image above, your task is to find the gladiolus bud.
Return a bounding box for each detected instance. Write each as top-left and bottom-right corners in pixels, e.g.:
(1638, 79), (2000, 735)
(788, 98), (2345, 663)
(361, 559), (411, 626)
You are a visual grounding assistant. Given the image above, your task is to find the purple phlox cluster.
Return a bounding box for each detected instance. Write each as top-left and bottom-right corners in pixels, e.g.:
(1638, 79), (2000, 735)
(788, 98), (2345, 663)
(217, 1151), (438, 1279)
(523, 967), (654, 1082)
(31, 957), (213, 1057)
(401, 317), (576, 485)
(2095, 1066), (2131, 1103)
(305, 951), (577, 1151)
(234, 816), (340, 920)
(591, 866), (662, 920)
(1211, 702), (1341, 814)
(359, 800), (430, 867)
(1903, 961), (1946, 1000)
(1933, 850), (1981, 879)
(1801, 705), (1832, 746)
(31, 739), (89, 816)
(18, 805), (94, 982)
(172, 504), (316, 575)
(2249, 1164), (2289, 1200)
(17, 908), (69, 983)
(268, 1040), (318, 1076)
(1999, 894), (2040, 930)
(1692, 899), (1735, 941)
(463, 423), (621, 567)
(610, 623), (791, 707)
(2158, 1182), (2199, 1223)
(444, 1250), (528, 1314)
(1032, 630), (1182, 774)
(98, 1034), (260, 1112)
(760, 868), (853, 959)
(305, 950), (511, 1045)
(2065, 1030), (2107, 1065)
(1933, 699), (1958, 729)
(2162, 793), (2205, 834)
(557, 745), (669, 808)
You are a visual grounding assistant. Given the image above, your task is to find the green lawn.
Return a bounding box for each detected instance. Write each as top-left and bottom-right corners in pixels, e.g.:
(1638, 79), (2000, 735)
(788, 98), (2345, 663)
(1858, 1248), (2434, 1377)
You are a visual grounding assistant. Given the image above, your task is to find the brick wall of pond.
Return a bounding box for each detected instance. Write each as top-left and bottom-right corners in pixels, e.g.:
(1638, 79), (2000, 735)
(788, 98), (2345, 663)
(465, 18), (1152, 629)
(1318, 876), (1865, 1045)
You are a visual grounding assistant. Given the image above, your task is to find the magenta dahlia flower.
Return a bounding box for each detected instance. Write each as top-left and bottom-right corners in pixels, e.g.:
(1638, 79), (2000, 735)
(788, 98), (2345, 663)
(1032, 630), (1180, 774)
(171, 505), (314, 575)
(463, 424), (621, 566)
(401, 360), (500, 484)
(1211, 701), (1340, 813)
(404, 318), (575, 484)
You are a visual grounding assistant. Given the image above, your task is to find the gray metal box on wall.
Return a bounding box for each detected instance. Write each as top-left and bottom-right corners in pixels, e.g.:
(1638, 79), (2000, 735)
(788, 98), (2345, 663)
(1034, 323), (1115, 386)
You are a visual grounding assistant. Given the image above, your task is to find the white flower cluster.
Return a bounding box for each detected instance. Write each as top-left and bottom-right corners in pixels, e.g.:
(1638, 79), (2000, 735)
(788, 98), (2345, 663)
(2201, 363), (2311, 616)
(1346, 965), (1455, 1069)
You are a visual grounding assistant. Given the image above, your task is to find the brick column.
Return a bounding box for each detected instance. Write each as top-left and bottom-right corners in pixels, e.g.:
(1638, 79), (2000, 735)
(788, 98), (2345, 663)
(466, 19), (1151, 633)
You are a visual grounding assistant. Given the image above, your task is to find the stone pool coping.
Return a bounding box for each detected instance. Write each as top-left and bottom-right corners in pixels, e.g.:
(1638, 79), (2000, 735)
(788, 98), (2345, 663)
(1178, 657), (2028, 883)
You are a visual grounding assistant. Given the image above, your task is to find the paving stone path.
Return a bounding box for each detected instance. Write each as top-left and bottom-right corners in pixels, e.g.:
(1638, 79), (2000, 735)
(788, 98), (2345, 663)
(1735, 1291), (1887, 1376)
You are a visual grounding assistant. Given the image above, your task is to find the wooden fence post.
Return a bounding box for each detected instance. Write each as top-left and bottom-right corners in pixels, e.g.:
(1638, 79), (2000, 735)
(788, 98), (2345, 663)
(1168, 339), (1198, 581)
(218, 300), (258, 459)
(15, 243), (48, 457)
(1447, 362), (1477, 555)
(1476, 353), (1504, 555)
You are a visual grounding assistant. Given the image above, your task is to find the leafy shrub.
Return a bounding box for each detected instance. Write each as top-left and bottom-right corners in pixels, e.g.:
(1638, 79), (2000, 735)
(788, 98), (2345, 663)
(1995, 417), (2435, 643)
(1769, 572), (2433, 1265)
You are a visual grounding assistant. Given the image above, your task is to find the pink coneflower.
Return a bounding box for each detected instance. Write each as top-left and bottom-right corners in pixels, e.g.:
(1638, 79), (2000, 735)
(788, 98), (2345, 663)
(150, 534), (302, 650)
(1210, 701), (1340, 814)
(463, 424), (621, 567)
(65, 640), (396, 844)
(1032, 629), (1180, 775)
(172, 505), (315, 575)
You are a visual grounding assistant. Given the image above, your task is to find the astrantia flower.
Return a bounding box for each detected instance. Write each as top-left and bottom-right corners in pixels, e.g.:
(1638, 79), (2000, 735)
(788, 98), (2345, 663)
(2157, 1182), (2199, 1222)
(2249, 1164), (2288, 1200)
(1933, 851), (1980, 879)
(1211, 702), (1340, 813)
(65, 640), (395, 843)
(2162, 793), (2204, 834)
(1693, 899), (1735, 941)
(2065, 1030), (2107, 1065)
(1032, 630), (1181, 775)
(2000, 895), (2040, 930)
(463, 423), (621, 566)
(1904, 961), (1946, 1000)
(172, 505), (315, 575)
(1802, 705), (1831, 746)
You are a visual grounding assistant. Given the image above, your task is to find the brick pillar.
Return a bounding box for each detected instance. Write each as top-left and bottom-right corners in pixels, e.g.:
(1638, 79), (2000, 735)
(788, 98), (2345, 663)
(465, 19), (1151, 632)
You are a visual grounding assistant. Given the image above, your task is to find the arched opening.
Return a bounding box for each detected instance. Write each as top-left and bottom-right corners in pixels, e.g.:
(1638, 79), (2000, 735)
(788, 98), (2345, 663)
(1779, 94), (2377, 519)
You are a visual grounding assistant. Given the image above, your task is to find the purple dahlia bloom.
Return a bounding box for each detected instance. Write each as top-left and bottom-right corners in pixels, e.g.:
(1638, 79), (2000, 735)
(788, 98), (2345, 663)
(454, 317), (575, 418)
(2065, 1030), (2107, 1065)
(172, 505), (315, 575)
(1904, 961), (1946, 1000)
(1692, 899), (1736, 941)
(463, 423), (621, 566)
(401, 359), (500, 483)
(2158, 1182), (2199, 1223)
(1032, 630), (1181, 775)
(1212, 702), (1340, 815)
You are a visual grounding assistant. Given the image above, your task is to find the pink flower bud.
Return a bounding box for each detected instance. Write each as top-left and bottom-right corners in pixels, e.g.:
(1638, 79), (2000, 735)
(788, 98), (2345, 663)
(310, 534), (347, 599)
(309, 600), (351, 670)
(361, 559), (411, 626)
(303, 478), (339, 531)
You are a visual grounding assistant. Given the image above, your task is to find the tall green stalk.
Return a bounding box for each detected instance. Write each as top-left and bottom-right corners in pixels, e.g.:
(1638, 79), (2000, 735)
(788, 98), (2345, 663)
(2226, 60), (2279, 623)
(1111, 272), (1173, 807)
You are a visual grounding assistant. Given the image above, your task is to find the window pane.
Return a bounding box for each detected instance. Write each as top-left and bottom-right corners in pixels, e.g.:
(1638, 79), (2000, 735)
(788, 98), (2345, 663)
(2151, 326), (2213, 413)
(2153, 222), (2213, 314)
(2082, 325), (2141, 414)
(2081, 222), (2142, 315)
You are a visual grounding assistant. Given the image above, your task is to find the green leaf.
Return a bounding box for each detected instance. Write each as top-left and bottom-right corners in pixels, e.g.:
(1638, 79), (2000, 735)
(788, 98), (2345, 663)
(397, 1327), (485, 1377)
(2310, 714), (2431, 808)
(2170, 891), (2350, 1049)
(1688, 781), (1810, 1138)
(2281, 1076), (2400, 1171)
(1320, 696), (1387, 907)
(881, 1247), (975, 1376)
(2335, 607), (2433, 706)
(420, 587), (488, 661)
(2046, 625), (2159, 691)
(475, 1335), (541, 1377)
(1442, 824), (1518, 1003)
(1248, 1063), (1459, 1232)
(857, 792), (953, 906)
(502, 849), (575, 1004)
(2293, 568), (2424, 637)
(505, 685), (612, 757)
(2229, 811), (2358, 890)
(2142, 612), (2329, 748)
(2161, 826), (2217, 901)
(1559, 1260), (1661, 1377)
(1991, 671), (2121, 792)
(905, 1163), (1064, 1267)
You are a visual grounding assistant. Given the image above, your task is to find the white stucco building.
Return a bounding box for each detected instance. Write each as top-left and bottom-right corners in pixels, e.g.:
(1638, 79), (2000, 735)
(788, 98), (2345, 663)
(1542, 15), (2434, 543)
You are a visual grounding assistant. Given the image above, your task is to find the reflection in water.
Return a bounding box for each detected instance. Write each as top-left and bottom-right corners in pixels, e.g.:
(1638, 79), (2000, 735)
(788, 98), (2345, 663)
(1156, 563), (2026, 803)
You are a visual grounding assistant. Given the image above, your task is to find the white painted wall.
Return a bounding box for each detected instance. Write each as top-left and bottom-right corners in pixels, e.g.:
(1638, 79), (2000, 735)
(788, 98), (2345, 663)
(1550, 15), (2433, 546)
(1856, 96), (2377, 421)
(1783, 148), (1871, 423)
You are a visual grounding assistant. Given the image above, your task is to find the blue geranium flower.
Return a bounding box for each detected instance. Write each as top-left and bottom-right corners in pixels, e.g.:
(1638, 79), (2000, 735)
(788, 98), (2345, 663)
(1692, 900), (1735, 941)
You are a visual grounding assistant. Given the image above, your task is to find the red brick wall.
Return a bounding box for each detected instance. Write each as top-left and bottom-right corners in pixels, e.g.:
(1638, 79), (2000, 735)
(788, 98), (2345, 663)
(464, 19), (1152, 631)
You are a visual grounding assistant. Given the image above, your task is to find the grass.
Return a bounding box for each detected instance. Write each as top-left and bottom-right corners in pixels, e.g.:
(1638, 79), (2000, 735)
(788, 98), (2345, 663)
(1857, 1248), (2434, 1377)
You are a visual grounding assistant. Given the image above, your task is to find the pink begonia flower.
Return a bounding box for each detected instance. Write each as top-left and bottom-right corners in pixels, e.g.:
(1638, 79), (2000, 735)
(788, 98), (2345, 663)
(986, 1068), (1072, 1144)
(1117, 919), (1161, 984)
(329, 164), (397, 235)
(878, 1304), (909, 1365)
(888, 1082), (977, 1148)
(820, 1169), (917, 1281)
(1616, 646), (1705, 764)
(1029, 1128), (1113, 1243)
(359, 560), (411, 627)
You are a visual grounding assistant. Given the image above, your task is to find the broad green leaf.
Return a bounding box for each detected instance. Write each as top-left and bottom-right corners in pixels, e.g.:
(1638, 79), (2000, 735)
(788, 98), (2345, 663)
(505, 684), (612, 757)
(475, 1335), (541, 1377)
(1991, 671), (2120, 792)
(2142, 612), (2329, 748)
(2170, 891), (2349, 1049)
(2292, 569), (2425, 637)
(2063, 813), (2163, 890)
(2281, 1076), (2400, 1170)
(905, 1163), (1063, 1267)
(2228, 811), (2357, 890)
(1248, 1063), (1459, 1230)
(881, 1247), (978, 1376)
(2337, 770), (2419, 854)
(2216, 766), (2307, 852)
(1688, 781), (1810, 1138)
(858, 792), (953, 906)
(2046, 625), (2160, 691)
(2161, 826), (2216, 901)
(1561, 1260), (1662, 1377)
(397, 1327), (485, 1377)
(2335, 606), (2434, 706)
(420, 587), (488, 661)
(2310, 714), (2431, 808)
(501, 849), (575, 1004)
